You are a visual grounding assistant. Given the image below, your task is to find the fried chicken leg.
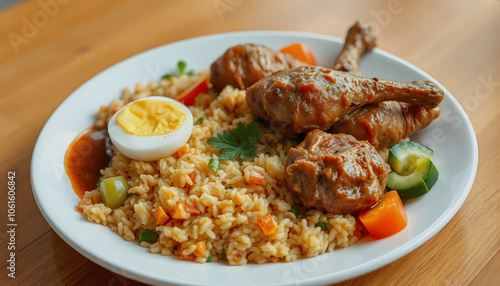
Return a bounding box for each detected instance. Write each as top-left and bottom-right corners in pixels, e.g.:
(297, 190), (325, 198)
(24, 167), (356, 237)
(333, 21), (376, 77)
(329, 102), (441, 149)
(246, 66), (444, 135)
(329, 22), (441, 148)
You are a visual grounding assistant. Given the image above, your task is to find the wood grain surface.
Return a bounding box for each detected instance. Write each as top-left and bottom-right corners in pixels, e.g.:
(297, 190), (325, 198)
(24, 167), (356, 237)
(1, 0), (499, 285)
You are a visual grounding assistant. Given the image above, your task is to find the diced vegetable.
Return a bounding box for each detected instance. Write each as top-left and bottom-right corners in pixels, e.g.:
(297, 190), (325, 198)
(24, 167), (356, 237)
(172, 200), (190, 219)
(247, 169), (264, 185)
(154, 206), (170, 225)
(172, 198), (201, 219)
(99, 176), (129, 208)
(316, 221), (330, 231)
(388, 141), (433, 175)
(174, 145), (189, 159)
(184, 172), (197, 189)
(257, 213), (277, 235)
(180, 245), (196, 261)
(175, 77), (209, 106)
(227, 249), (245, 264)
(387, 141), (439, 200)
(221, 248), (227, 260)
(206, 254), (212, 262)
(359, 191), (408, 239)
(387, 157), (439, 200)
(279, 42), (317, 65)
(194, 241), (207, 257)
(288, 207), (299, 216)
(77, 198), (93, 214)
(184, 198), (201, 215)
(139, 230), (158, 244)
(208, 158), (220, 174)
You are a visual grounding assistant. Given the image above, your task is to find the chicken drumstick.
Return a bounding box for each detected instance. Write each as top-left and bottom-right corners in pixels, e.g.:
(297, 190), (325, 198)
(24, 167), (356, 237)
(333, 21), (376, 77)
(329, 22), (441, 149)
(246, 65), (444, 135)
(329, 102), (441, 149)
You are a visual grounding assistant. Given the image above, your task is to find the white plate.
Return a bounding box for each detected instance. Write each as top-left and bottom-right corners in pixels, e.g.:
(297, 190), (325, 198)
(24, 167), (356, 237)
(31, 31), (478, 286)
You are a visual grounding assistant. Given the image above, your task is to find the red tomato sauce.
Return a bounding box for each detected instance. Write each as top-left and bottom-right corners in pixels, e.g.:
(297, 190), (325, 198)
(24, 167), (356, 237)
(64, 127), (111, 198)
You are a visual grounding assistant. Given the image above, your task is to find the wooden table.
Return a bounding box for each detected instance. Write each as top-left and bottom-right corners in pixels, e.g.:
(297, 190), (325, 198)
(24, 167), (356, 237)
(1, 0), (498, 285)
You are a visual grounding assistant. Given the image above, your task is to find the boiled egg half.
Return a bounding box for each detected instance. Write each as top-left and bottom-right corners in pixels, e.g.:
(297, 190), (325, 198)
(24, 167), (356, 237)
(108, 96), (193, 161)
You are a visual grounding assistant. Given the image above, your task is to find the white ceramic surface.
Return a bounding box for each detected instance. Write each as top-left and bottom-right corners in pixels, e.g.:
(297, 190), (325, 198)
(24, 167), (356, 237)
(31, 31), (478, 286)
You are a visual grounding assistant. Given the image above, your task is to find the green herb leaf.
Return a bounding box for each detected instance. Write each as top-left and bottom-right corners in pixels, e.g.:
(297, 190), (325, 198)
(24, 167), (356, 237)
(178, 61), (187, 75)
(195, 117), (204, 125)
(162, 74), (175, 79)
(206, 254), (212, 262)
(316, 221), (329, 231)
(222, 248), (227, 260)
(208, 121), (261, 160)
(162, 60), (194, 79)
(288, 207), (299, 216)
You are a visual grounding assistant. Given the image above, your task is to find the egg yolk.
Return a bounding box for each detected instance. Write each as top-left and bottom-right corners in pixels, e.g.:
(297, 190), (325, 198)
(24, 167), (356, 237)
(117, 100), (186, 136)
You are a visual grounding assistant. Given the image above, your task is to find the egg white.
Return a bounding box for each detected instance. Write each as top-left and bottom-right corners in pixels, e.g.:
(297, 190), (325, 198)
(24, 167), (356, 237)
(107, 96), (193, 161)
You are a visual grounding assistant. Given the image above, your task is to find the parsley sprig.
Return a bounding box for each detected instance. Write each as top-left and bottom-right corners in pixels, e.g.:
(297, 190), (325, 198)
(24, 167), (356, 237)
(162, 61), (195, 79)
(208, 121), (261, 160)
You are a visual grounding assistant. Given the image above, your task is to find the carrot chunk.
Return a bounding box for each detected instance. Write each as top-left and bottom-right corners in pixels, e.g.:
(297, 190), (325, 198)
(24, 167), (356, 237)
(77, 198), (93, 214)
(227, 249), (246, 264)
(180, 245), (196, 261)
(194, 241), (207, 257)
(184, 197), (201, 215)
(279, 42), (317, 65)
(247, 169), (264, 186)
(257, 213), (277, 235)
(172, 201), (190, 220)
(359, 191), (408, 239)
(184, 172), (197, 189)
(154, 206), (170, 225)
(174, 145), (189, 159)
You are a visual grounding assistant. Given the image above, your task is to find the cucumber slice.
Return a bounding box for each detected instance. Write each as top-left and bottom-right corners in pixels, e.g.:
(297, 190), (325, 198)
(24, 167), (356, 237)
(388, 141), (433, 175)
(387, 158), (439, 200)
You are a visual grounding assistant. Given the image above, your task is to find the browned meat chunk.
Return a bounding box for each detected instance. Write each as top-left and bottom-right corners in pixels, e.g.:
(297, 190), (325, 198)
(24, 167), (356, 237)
(210, 44), (307, 90)
(246, 65), (444, 135)
(285, 130), (390, 214)
(333, 21), (376, 77)
(330, 102), (441, 149)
